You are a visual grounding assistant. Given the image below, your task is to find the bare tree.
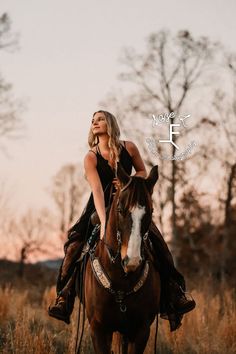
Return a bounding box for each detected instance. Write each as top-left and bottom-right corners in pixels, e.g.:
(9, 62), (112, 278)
(0, 180), (14, 236)
(214, 54), (236, 227)
(50, 163), (89, 241)
(9, 209), (56, 277)
(101, 30), (221, 258)
(0, 13), (24, 153)
(212, 53), (236, 285)
(0, 180), (16, 262)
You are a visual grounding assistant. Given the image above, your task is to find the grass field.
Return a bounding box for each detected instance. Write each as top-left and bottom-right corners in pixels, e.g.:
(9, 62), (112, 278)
(0, 271), (235, 354)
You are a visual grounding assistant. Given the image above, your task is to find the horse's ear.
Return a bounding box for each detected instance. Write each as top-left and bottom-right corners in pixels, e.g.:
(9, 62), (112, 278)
(116, 162), (130, 186)
(145, 165), (159, 194)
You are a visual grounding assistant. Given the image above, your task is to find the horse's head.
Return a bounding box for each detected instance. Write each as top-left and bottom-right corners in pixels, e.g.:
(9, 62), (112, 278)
(115, 163), (159, 273)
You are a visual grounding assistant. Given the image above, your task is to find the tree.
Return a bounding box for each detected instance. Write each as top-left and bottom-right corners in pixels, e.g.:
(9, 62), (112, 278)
(212, 53), (236, 284)
(101, 29), (221, 258)
(213, 54), (236, 228)
(50, 163), (89, 241)
(0, 13), (24, 153)
(175, 185), (214, 275)
(8, 209), (56, 277)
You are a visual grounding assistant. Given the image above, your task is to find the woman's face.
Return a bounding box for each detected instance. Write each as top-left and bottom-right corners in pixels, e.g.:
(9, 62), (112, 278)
(91, 112), (108, 135)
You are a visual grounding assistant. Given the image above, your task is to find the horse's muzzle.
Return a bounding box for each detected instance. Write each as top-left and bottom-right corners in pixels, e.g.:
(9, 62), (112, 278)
(121, 255), (142, 273)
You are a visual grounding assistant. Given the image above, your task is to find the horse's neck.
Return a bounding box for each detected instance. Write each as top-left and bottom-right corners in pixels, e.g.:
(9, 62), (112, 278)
(105, 203), (119, 249)
(96, 197), (120, 266)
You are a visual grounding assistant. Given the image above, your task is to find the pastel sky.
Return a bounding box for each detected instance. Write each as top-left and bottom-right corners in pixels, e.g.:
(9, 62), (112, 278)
(1, 0), (236, 216)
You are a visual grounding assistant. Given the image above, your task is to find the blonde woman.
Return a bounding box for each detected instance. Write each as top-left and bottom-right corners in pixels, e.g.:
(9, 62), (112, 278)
(48, 110), (195, 331)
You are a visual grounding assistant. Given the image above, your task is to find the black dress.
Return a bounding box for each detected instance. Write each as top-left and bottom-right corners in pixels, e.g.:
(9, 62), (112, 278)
(69, 141), (132, 234)
(56, 141), (186, 331)
(56, 142), (132, 292)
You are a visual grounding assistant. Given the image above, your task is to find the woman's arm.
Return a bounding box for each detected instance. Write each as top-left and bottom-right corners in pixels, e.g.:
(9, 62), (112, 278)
(84, 151), (106, 239)
(126, 141), (147, 178)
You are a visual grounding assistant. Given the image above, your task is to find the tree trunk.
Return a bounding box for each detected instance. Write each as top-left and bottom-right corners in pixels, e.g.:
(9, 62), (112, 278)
(224, 163), (236, 228)
(18, 247), (26, 278)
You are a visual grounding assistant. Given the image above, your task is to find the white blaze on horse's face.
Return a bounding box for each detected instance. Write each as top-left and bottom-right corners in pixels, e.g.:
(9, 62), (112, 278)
(125, 204), (145, 271)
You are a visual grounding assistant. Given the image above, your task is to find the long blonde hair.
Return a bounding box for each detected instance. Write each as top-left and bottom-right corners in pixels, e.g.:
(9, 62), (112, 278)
(88, 110), (121, 170)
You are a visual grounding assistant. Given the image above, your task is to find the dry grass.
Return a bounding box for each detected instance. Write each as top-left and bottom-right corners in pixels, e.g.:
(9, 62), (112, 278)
(146, 287), (236, 354)
(0, 281), (235, 354)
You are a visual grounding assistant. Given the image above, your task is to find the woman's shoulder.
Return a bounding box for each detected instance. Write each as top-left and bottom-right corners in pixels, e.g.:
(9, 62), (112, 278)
(84, 148), (98, 166)
(122, 140), (139, 157)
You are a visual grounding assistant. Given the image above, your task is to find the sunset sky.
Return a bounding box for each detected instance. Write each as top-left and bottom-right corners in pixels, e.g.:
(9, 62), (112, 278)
(1, 0), (236, 217)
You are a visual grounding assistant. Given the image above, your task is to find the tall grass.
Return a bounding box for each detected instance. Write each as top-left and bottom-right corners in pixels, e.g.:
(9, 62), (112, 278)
(0, 282), (235, 353)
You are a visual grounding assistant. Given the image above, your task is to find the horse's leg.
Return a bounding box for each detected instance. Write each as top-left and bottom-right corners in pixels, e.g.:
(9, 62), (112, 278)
(90, 322), (112, 354)
(128, 326), (151, 354)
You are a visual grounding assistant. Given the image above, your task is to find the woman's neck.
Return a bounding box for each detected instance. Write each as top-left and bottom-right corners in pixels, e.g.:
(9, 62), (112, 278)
(97, 135), (110, 150)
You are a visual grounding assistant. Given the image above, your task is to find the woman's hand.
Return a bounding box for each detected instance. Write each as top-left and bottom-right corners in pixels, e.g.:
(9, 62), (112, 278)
(112, 177), (121, 191)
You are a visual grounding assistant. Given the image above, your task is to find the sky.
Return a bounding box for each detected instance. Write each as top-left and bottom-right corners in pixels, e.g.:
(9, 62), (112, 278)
(1, 0), (236, 216)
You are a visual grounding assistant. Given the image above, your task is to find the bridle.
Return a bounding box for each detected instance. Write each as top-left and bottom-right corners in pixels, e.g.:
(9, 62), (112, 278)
(101, 178), (153, 267)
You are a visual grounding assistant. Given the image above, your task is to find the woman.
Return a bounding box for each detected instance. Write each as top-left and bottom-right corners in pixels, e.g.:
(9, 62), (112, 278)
(48, 110), (195, 331)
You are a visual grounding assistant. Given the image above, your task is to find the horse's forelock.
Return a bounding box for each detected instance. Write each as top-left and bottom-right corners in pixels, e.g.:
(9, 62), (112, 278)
(123, 178), (152, 212)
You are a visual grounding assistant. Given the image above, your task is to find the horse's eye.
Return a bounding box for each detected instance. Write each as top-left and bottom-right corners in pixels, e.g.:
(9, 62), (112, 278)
(117, 205), (122, 212)
(117, 205), (125, 215)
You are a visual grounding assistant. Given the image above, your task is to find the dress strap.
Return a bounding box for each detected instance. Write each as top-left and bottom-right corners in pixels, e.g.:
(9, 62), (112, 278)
(89, 149), (97, 156)
(119, 140), (126, 148)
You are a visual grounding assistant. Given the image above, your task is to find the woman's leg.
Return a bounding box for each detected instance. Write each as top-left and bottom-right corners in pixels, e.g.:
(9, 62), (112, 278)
(56, 231), (84, 292)
(48, 230), (85, 324)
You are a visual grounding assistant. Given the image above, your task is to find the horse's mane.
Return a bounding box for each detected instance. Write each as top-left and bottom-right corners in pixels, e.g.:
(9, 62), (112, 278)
(122, 177), (153, 213)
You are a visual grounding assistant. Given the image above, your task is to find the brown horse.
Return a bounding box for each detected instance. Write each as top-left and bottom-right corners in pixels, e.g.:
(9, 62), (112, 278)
(84, 164), (160, 354)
